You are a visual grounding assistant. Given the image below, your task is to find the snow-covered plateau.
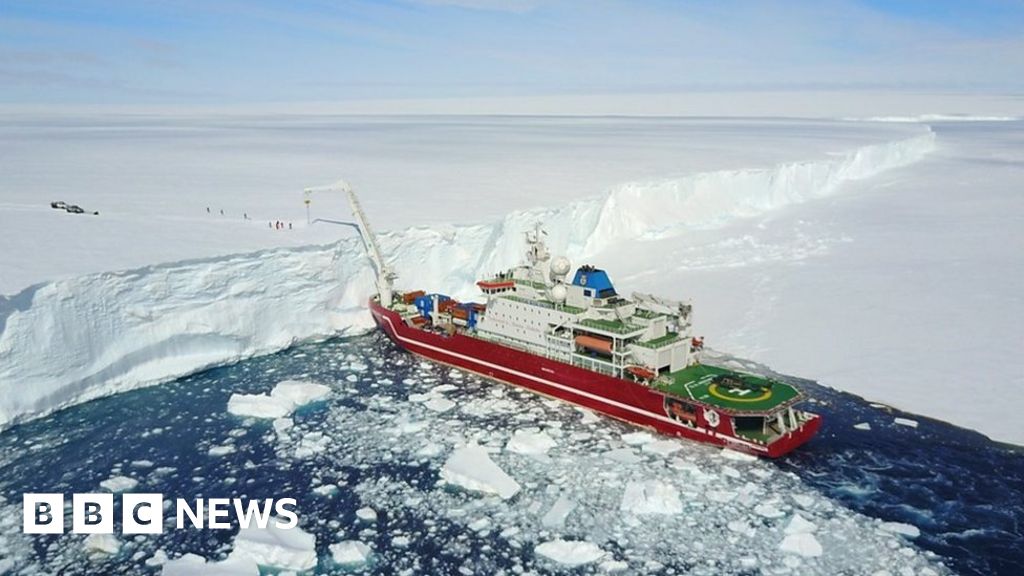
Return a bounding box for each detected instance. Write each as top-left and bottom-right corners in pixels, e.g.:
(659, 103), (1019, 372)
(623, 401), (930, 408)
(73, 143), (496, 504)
(1, 114), (1021, 447)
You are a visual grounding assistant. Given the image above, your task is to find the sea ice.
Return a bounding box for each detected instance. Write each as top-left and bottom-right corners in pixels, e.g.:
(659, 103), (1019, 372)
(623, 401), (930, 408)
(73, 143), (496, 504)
(785, 514), (817, 534)
(535, 539), (605, 566)
(506, 429), (557, 455)
(228, 519), (317, 571)
(620, 480), (683, 515)
(208, 445), (235, 457)
(754, 503), (786, 518)
(894, 418), (919, 428)
(161, 553), (259, 576)
(855, 422), (872, 431)
(227, 394), (292, 419)
(83, 533), (120, 556)
(423, 397), (455, 412)
(620, 431), (655, 445)
(602, 448), (641, 464)
(329, 540), (372, 566)
(355, 507), (378, 522)
(541, 493), (576, 528)
(880, 521), (921, 538)
(440, 444), (521, 500)
(100, 475), (138, 492)
(779, 532), (823, 558)
(270, 380), (330, 406)
(229, 381), (330, 420)
(641, 439), (682, 456)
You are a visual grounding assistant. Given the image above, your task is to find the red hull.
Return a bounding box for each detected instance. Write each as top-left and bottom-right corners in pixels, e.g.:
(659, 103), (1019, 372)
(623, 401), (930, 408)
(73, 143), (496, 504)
(370, 300), (820, 457)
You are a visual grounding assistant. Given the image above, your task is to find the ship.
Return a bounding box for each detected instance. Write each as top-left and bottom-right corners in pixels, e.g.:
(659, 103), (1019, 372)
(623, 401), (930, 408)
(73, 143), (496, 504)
(320, 181), (821, 457)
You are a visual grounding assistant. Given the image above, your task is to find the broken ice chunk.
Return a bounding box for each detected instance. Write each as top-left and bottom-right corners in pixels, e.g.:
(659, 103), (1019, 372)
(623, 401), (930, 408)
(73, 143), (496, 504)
(894, 418), (918, 428)
(620, 431), (655, 445)
(854, 422), (872, 431)
(535, 539), (605, 566)
(440, 445), (521, 500)
(784, 514), (817, 535)
(880, 521), (920, 538)
(506, 429), (557, 455)
(423, 397), (455, 413)
(162, 553), (258, 575)
(602, 448), (641, 464)
(754, 503), (786, 518)
(541, 493), (576, 528)
(100, 475), (138, 492)
(227, 518), (316, 571)
(227, 394), (292, 419)
(270, 380), (330, 406)
(355, 507), (378, 522)
(642, 439), (682, 456)
(84, 533), (120, 557)
(329, 540), (372, 566)
(779, 532), (823, 557)
(207, 445), (235, 457)
(620, 480), (683, 515)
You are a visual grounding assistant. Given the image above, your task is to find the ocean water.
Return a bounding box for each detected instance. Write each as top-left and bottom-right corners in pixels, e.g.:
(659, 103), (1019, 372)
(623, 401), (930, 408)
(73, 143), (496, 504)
(0, 334), (1020, 575)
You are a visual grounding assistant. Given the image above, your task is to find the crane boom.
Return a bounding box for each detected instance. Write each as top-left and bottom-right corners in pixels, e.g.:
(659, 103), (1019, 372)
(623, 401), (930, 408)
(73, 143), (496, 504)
(304, 180), (395, 307)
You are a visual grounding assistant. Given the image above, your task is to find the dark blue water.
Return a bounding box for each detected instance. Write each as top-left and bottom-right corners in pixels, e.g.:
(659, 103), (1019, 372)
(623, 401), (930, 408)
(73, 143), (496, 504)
(772, 373), (1024, 576)
(0, 334), (1020, 575)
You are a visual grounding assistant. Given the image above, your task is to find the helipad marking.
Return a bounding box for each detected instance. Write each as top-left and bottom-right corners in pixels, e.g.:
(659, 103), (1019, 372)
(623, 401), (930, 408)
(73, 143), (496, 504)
(708, 383), (772, 403)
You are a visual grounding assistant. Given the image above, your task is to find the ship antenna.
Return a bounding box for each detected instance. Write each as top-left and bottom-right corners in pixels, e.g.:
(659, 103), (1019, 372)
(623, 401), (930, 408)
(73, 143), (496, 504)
(304, 180), (396, 307)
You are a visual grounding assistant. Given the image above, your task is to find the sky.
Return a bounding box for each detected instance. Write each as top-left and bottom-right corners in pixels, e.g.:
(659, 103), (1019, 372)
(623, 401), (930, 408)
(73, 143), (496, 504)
(1, 0), (1023, 107)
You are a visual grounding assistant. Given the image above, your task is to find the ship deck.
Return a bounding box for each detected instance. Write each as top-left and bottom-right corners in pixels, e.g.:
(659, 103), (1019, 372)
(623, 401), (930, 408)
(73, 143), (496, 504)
(653, 364), (801, 413)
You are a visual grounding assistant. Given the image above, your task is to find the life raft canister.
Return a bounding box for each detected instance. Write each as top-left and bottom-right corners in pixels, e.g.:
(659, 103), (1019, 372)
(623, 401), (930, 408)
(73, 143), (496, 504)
(704, 408), (720, 428)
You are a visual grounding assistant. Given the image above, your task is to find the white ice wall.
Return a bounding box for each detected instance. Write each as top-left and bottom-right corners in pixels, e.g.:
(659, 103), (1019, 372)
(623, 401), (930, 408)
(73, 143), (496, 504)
(0, 130), (935, 430)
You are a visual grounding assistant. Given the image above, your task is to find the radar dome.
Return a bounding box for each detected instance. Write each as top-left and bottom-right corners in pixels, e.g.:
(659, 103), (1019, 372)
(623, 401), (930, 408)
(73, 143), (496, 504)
(549, 284), (568, 303)
(550, 256), (571, 280)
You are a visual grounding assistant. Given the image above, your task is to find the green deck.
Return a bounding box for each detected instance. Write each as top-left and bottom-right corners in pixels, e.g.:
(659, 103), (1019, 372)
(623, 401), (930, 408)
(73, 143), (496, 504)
(652, 364), (801, 413)
(635, 331), (682, 349)
(576, 317), (644, 335)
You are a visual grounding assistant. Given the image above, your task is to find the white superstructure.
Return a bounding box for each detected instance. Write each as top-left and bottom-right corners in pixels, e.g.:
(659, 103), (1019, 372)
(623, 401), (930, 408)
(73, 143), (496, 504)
(471, 226), (695, 379)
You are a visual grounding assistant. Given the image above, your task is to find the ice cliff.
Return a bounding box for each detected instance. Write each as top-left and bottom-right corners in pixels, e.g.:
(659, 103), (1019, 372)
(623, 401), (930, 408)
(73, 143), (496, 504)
(0, 129), (935, 428)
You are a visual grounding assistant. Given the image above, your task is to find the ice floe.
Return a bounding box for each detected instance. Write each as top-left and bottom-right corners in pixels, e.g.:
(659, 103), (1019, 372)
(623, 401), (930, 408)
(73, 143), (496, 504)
(162, 553), (258, 576)
(228, 519), (317, 571)
(329, 540), (372, 566)
(535, 539), (605, 566)
(506, 429), (557, 455)
(779, 532), (824, 558)
(440, 444), (521, 500)
(100, 475), (138, 492)
(881, 521), (921, 538)
(355, 507), (378, 522)
(228, 380), (329, 420)
(83, 534), (120, 557)
(620, 480), (683, 515)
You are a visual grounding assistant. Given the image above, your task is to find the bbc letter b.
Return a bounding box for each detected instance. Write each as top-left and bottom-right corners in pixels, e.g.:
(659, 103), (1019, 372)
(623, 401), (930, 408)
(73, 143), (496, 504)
(23, 494), (64, 534)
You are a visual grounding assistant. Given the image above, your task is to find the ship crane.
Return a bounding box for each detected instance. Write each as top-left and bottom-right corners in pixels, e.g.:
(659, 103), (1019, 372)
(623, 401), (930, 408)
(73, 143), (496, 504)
(304, 180), (396, 307)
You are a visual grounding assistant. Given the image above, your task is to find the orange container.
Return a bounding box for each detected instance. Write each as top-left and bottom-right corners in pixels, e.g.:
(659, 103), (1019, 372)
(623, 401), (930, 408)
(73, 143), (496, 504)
(403, 290), (426, 304)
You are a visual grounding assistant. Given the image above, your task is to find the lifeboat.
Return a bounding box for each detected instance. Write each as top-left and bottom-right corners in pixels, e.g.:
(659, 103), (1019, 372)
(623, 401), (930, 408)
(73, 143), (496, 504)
(575, 334), (613, 354)
(626, 365), (657, 380)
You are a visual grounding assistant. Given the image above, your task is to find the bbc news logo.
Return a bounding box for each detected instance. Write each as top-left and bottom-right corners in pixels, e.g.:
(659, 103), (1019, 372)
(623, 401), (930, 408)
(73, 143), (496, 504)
(23, 493), (298, 534)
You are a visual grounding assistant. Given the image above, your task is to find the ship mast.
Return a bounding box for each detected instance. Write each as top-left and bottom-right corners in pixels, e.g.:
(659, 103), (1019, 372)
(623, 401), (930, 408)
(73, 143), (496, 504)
(304, 180), (396, 307)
